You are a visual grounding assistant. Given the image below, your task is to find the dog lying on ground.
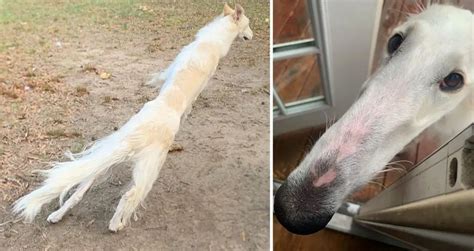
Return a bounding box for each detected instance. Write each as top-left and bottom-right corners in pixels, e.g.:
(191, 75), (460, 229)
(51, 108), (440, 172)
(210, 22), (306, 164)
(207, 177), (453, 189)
(13, 3), (253, 232)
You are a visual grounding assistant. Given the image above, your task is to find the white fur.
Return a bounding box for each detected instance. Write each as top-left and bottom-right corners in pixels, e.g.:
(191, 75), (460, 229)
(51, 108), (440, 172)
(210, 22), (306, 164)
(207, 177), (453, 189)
(276, 4), (473, 227)
(295, 4), (473, 189)
(13, 4), (253, 231)
(109, 144), (168, 231)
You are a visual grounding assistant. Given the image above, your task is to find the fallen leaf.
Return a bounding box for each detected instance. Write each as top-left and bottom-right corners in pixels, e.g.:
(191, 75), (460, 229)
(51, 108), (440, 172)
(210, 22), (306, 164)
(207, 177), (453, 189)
(99, 71), (112, 79)
(99, 72), (111, 79)
(169, 143), (184, 152)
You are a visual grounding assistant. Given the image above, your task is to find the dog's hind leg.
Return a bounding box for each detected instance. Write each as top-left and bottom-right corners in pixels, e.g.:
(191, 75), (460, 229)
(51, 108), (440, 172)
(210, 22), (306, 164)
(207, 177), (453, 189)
(13, 136), (130, 223)
(108, 144), (168, 232)
(46, 177), (95, 223)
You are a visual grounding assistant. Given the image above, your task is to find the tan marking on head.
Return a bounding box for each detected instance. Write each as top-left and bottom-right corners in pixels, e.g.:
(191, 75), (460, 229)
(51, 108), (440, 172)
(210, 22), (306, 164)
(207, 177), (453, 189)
(223, 3), (234, 16)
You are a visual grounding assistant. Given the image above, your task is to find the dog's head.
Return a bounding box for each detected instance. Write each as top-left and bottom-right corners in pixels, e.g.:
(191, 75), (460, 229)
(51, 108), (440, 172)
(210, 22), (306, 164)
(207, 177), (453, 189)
(274, 4), (473, 235)
(223, 3), (253, 41)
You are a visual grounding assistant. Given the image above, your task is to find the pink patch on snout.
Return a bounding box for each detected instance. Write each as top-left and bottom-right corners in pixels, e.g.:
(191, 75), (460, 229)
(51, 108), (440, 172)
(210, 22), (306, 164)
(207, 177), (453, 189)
(335, 120), (369, 162)
(313, 169), (337, 187)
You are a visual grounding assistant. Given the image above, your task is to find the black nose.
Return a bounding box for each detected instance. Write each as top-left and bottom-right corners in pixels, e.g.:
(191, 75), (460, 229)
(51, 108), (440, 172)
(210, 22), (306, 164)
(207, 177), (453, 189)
(274, 181), (335, 235)
(243, 36), (249, 40)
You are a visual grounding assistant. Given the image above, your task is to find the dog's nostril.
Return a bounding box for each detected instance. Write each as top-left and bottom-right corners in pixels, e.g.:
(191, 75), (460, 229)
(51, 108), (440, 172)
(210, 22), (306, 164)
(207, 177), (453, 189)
(243, 36), (249, 40)
(274, 182), (335, 235)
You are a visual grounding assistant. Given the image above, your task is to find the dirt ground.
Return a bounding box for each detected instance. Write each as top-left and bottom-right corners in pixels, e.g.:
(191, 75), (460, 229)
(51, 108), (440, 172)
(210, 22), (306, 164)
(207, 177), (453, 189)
(0, 1), (269, 250)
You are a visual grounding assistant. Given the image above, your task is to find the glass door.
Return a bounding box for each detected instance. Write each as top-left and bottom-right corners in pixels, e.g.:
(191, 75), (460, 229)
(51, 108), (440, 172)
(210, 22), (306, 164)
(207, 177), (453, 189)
(273, 0), (382, 135)
(273, 0), (331, 118)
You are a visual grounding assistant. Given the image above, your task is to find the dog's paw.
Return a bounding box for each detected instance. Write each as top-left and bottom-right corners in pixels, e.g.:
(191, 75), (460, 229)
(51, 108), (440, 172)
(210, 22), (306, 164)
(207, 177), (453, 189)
(47, 210), (64, 224)
(109, 208), (130, 232)
(108, 217), (126, 232)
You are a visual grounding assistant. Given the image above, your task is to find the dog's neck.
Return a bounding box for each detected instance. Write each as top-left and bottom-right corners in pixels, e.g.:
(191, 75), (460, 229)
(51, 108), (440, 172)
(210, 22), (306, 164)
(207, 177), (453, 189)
(154, 14), (244, 115)
(195, 15), (240, 57)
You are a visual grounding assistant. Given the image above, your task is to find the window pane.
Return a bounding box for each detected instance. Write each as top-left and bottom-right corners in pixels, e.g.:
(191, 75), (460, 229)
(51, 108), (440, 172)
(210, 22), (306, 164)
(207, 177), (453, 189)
(274, 55), (322, 105)
(273, 0), (314, 44)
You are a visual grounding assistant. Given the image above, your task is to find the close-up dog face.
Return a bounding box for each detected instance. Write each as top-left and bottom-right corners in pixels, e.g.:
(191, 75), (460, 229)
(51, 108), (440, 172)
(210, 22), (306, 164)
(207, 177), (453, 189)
(224, 3), (253, 41)
(382, 5), (473, 129)
(274, 4), (473, 235)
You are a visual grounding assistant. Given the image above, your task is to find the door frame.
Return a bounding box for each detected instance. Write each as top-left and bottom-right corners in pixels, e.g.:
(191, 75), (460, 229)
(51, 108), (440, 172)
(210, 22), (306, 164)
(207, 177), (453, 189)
(273, 0), (383, 135)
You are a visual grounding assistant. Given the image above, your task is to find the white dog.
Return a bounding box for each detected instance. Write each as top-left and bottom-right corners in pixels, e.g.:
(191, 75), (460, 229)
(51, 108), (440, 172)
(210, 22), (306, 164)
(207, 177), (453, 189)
(274, 4), (473, 235)
(13, 3), (253, 232)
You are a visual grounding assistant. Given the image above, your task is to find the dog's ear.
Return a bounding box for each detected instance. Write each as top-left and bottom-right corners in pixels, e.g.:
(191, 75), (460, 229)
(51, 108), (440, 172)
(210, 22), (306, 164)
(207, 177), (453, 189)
(223, 3), (234, 16)
(232, 4), (244, 21)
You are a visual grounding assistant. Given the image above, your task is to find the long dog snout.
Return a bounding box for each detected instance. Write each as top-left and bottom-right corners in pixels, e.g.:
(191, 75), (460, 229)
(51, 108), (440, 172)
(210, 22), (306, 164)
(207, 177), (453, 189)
(274, 162), (343, 235)
(274, 180), (336, 235)
(274, 4), (474, 235)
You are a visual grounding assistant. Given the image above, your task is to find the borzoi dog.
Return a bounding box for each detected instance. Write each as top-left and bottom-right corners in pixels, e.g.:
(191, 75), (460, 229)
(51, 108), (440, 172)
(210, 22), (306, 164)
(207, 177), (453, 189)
(275, 4), (473, 235)
(13, 3), (253, 232)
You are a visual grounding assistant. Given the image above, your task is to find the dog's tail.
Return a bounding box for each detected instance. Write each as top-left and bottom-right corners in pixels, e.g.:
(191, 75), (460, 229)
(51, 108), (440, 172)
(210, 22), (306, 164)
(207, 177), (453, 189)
(13, 98), (180, 223)
(12, 133), (131, 222)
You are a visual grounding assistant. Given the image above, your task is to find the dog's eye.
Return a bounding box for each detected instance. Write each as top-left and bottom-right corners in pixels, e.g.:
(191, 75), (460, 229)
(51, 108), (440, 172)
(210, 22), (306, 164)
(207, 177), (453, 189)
(387, 34), (404, 54)
(440, 72), (464, 92)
